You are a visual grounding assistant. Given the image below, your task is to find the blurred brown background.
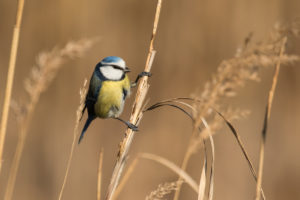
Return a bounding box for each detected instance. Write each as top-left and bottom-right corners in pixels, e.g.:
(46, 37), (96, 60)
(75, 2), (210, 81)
(0, 0), (300, 199)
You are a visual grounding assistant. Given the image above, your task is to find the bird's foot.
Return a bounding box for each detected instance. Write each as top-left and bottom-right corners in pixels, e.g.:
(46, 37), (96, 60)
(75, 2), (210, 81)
(132, 71), (152, 88)
(114, 117), (139, 131)
(138, 71), (152, 78)
(126, 122), (139, 132)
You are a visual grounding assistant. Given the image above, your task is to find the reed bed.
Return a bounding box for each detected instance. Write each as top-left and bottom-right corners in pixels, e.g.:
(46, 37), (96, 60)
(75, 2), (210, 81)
(0, 1), (299, 200)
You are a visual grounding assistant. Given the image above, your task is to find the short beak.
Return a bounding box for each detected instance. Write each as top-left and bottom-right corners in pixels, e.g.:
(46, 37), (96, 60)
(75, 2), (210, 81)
(124, 66), (131, 73)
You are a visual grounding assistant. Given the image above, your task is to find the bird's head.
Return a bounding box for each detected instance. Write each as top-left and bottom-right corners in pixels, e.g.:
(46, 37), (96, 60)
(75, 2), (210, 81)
(98, 56), (130, 80)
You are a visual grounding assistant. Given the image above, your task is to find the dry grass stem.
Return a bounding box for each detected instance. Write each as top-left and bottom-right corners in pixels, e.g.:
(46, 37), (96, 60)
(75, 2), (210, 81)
(208, 134), (215, 200)
(97, 149), (104, 200)
(5, 39), (96, 200)
(105, 1), (162, 199)
(145, 181), (183, 200)
(140, 153), (198, 193)
(58, 79), (88, 200)
(255, 36), (287, 200)
(0, 0), (25, 174)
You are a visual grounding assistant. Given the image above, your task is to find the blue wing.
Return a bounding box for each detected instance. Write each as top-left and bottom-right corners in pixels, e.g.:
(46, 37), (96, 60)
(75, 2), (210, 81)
(79, 71), (102, 143)
(83, 72), (102, 116)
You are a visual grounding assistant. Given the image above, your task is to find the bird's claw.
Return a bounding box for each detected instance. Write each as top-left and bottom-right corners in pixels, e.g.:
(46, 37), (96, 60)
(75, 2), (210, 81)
(139, 71), (152, 78)
(131, 71), (152, 88)
(127, 122), (139, 131)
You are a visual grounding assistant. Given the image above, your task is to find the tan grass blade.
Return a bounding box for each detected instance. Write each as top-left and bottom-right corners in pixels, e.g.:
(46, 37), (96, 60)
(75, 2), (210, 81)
(0, 0), (25, 174)
(198, 150), (207, 200)
(140, 153), (198, 193)
(105, 1), (162, 199)
(145, 101), (194, 121)
(197, 117), (213, 200)
(97, 149), (104, 200)
(201, 118), (215, 200)
(208, 135), (215, 200)
(255, 36), (287, 200)
(144, 97), (205, 116)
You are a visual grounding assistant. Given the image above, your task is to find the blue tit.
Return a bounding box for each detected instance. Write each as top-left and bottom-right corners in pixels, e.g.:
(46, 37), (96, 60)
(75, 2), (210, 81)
(79, 56), (151, 143)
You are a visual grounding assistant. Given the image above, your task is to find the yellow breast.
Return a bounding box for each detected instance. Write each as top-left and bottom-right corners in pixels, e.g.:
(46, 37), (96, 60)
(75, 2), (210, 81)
(94, 75), (130, 118)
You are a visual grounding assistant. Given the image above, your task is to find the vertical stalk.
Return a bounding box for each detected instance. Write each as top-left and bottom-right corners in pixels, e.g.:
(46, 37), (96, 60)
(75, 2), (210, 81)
(255, 37), (287, 200)
(0, 0), (25, 174)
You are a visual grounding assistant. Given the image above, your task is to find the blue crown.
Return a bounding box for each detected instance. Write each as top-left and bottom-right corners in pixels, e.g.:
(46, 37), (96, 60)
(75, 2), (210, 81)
(101, 56), (123, 63)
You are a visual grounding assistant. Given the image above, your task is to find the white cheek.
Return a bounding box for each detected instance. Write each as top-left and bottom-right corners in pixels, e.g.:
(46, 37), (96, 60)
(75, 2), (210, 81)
(100, 67), (123, 80)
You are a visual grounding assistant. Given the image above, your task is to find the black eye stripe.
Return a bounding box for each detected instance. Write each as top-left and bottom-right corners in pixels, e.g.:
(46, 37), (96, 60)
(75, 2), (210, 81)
(111, 65), (123, 70)
(101, 64), (124, 71)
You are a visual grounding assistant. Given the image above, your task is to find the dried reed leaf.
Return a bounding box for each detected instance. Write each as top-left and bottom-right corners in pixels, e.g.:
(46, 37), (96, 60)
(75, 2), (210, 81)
(198, 147), (207, 200)
(140, 153), (199, 193)
(207, 138), (215, 200)
(201, 118), (215, 200)
(145, 101), (194, 121)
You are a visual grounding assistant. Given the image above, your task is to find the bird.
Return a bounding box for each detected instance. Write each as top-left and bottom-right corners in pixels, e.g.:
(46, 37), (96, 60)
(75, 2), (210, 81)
(78, 56), (151, 143)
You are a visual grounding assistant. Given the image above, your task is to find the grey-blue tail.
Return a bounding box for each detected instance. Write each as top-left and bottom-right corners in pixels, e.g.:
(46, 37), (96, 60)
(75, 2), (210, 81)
(78, 117), (95, 144)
